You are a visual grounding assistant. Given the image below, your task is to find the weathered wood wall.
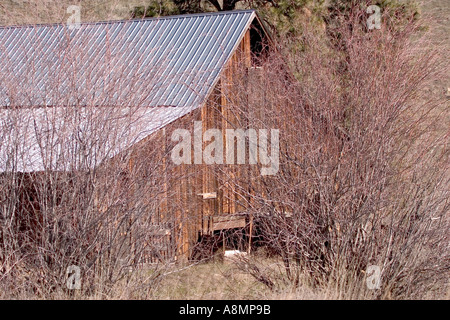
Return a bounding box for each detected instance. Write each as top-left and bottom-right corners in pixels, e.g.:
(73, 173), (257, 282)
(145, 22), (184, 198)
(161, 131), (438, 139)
(127, 29), (255, 261)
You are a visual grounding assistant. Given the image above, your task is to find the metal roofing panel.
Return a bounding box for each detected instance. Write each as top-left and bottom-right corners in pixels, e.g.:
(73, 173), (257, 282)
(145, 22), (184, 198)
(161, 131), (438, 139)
(0, 10), (255, 108)
(0, 10), (256, 172)
(0, 105), (194, 172)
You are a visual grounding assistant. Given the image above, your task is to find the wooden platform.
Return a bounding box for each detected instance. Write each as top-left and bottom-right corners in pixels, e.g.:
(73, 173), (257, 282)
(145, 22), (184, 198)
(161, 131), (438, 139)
(212, 215), (247, 231)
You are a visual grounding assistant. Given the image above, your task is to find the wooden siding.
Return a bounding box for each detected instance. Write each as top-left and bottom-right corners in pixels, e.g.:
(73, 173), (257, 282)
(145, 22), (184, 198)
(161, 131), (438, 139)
(127, 29), (255, 261)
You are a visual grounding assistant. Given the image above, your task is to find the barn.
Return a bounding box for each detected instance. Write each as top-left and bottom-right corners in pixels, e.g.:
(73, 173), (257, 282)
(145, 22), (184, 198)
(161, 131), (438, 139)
(0, 10), (275, 262)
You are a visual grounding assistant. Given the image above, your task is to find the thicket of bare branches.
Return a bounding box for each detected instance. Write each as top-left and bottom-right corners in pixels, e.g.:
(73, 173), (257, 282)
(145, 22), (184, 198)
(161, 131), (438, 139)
(224, 6), (449, 299)
(0, 24), (188, 298)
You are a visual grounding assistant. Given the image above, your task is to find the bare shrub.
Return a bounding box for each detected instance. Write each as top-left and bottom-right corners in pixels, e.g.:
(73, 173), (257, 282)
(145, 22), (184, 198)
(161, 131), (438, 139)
(224, 4), (449, 299)
(0, 21), (187, 298)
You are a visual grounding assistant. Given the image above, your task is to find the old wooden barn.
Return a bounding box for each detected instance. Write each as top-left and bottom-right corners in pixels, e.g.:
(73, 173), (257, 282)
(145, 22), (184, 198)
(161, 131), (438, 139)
(0, 10), (274, 262)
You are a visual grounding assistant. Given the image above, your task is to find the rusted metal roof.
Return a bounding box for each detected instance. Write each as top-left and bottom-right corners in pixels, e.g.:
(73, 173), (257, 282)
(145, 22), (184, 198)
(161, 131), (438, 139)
(0, 10), (257, 172)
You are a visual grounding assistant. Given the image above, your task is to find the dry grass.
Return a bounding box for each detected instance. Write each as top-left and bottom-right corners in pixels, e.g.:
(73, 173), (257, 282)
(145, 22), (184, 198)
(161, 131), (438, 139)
(123, 249), (329, 300)
(0, 0), (150, 25)
(151, 261), (269, 300)
(420, 0), (450, 93)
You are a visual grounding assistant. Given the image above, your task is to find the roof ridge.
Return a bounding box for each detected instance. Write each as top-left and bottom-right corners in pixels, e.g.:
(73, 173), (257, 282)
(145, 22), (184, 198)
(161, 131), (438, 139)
(0, 9), (256, 30)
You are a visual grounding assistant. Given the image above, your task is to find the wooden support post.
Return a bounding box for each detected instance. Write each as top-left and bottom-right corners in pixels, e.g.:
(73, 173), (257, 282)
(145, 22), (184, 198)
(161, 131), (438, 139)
(247, 214), (253, 254)
(243, 29), (251, 68)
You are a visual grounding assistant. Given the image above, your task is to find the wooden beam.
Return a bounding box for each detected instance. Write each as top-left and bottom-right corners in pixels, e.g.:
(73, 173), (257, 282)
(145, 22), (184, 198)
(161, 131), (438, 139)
(198, 192), (217, 199)
(247, 214), (253, 254)
(244, 29), (251, 68)
(212, 215), (246, 231)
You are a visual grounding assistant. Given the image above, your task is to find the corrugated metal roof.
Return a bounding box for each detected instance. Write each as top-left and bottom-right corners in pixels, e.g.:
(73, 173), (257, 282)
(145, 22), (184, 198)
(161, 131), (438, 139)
(0, 10), (256, 108)
(0, 105), (194, 172)
(0, 10), (257, 172)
